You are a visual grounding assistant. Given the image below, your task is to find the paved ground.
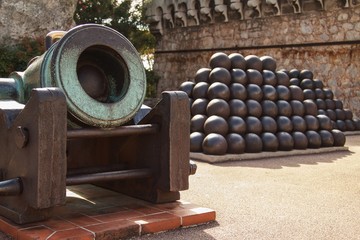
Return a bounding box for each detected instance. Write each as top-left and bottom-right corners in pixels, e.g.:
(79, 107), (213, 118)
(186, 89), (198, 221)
(134, 135), (360, 240)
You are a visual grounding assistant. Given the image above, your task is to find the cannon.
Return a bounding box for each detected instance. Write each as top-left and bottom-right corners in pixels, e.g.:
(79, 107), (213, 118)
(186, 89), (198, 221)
(0, 24), (195, 224)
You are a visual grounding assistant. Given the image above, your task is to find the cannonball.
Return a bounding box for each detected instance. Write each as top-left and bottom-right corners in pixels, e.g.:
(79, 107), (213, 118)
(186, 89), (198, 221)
(202, 133), (228, 155)
(226, 133), (246, 154)
(229, 99), (247, 117)
(229, 53), (246, 70)
(207, 99), (230, 118)
(191, 114), (207, 132)
(317, 114), (332, 130)
(299, 69), (314, 80)
(245, 133), (263, 153)
(319, 130), (334, 147)
(230, 83), (247, 100)
(289, 69), (300, 79)
(290, 100), (305, 116)
(313, 79), (324, 89)
(277, 100), (292, 117)
(276, 85), (291, 101)
(276, 132), (294, 151)
(277, 116), (293, 132)
(228, 116), (246, 134)
(303, 99), (318, 116)
(323, 88), (334, 99)
(261, 116), (277, 133)
(315, 99), (326, 110)
(246, 69), (263, 86)
(345, 119), (356, 131)
(191, 98), (209, 115)
(246, 116), (262, 135)
(331, 129), (346, 146)
(207, 82), (230, 100)
(262, 70), (277, 86)
(231, 69), (248, 85)
(279, 69), (289, 76)
(192, 82), (210, 99)
(336, 120), (346, 131)
(261, 100), (278, 118)
(276, 71), (290, 87)
(344, 109), (353, 120)
(245, 55), (262, 71)
(209, 52), (231, 70)
(179, 81), (195, 97)
(289, 78), (301, 86)
(325, 99), (335, 110)
(305, 115), (319, 131)
(292, 131), (308, 149)
(332, 120), (337, 129)
(246, 100), (262, 118)
(335, 109), (345, 120)
(190, 132), (205, 152)
(334, 99), (343, 109)
(318, 109), (327, 115)
(209, 67), (231, 85)
(261, 132), (279, 151)
(326, 109), (336, 121)
(247, 84), (263, 101)
(260, 56), (277, 71)
(195, 68), (211, 83)
(303, 89), (316, 100)
(300, 78), (314, 90)
(289, 85), (304, 101)
(306, 130), (322, 148)
(262, 85), (278, 101)
(203, 115), (228, 136)
(314, 88), (325, 99)
(354, 119), (360, 130)
(291, 115), (307, 132)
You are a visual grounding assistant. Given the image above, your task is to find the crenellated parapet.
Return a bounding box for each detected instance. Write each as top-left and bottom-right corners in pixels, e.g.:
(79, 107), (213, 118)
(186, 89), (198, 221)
(145, 0), (359, 36)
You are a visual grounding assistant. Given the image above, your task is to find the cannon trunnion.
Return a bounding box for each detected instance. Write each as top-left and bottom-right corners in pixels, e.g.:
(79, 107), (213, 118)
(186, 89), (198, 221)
(0, 24), (193, 224)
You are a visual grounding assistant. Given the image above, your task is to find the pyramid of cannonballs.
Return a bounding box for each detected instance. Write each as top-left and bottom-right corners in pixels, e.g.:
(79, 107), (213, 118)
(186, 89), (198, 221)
(179, 52), (357, 155)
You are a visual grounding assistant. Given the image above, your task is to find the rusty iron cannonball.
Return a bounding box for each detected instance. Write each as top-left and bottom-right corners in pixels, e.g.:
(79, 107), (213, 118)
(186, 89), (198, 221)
(209, 67), (231, 85)
(191, 98), (209, 115)
(325, 99), (335, 110)
(345, 119), (356, 131)
(277, 116), (293, 132)
(195, 68), (211, 83)
(209, 52), (231, 70)
(303, 89), (316, 100)
(261, 116), (277, 133)
(245, 133), (263, 153)
(279, 69), (289, 76)
(292, 131), (308, 149)
(306, 130), (322, 148)
(260, 56), (277, 72)
(228, 116), (247, 134)
(354, 119), (360, 130)
(289, 77), (301, 86)
(335, 109), (346, 120)
(246, 116), (262, 135)
(323, 88), (334, 99)
(192, 82), (209, 99)
(299, 69), (314, 80)
(331, 129), (346, 146)
(318, 109), (327, 115)
(247, 84), (263, 101)
(277, 100), (292, 117)
(262, 85), (278, 101)
(300, 78), (314, 90)
(203, 115), (229, 136)
(313, 79), (324, 89)
(202, 133), (228, 155)
(289, 85), (304, 101)
(276, 71), (290, 87)
(277, 132), (294, 151)
(336, 120), (346, 131)
(231, 69), (248, 85)
(229, 99), (247, 117)
(334, 99), (343, 109)
(261, 132), (279, 151)
(344, 109), (353, 120)
(246, 69), (263, 86)
(179, 81), (195, 97)
(305, 115), (319, 131)
(290, 100), (305, 116)
(262, 70), (277, 86)
(229, 53), (246, 70)
(276, 85), (291, 101)
(190, 114), (207, 132)
(317, 114), (332, 130)
(245, 55), (263, 71)
(207, 82), (230, 101)
(303, 99), (318, 116)
(319, 130), (334, 147)
(315, 99), (326, 110)
(291, 115), (307, 132)
(288, 69), (300, 79)
(206, 99), (230, 119)
(314, 88), (325, 99)
(246, 100), (262, 118)
(190, 132), (205, 152)
(325, 109), (336, 121)
(230, 83), (247, 100)
(261, 100), (278, 118)
(226, 133), (246, 154)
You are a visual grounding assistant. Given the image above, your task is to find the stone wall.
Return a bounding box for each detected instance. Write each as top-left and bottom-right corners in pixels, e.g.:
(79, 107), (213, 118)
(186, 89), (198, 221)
(0, 0), (77, 44)
(146, 0), (360, 117)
